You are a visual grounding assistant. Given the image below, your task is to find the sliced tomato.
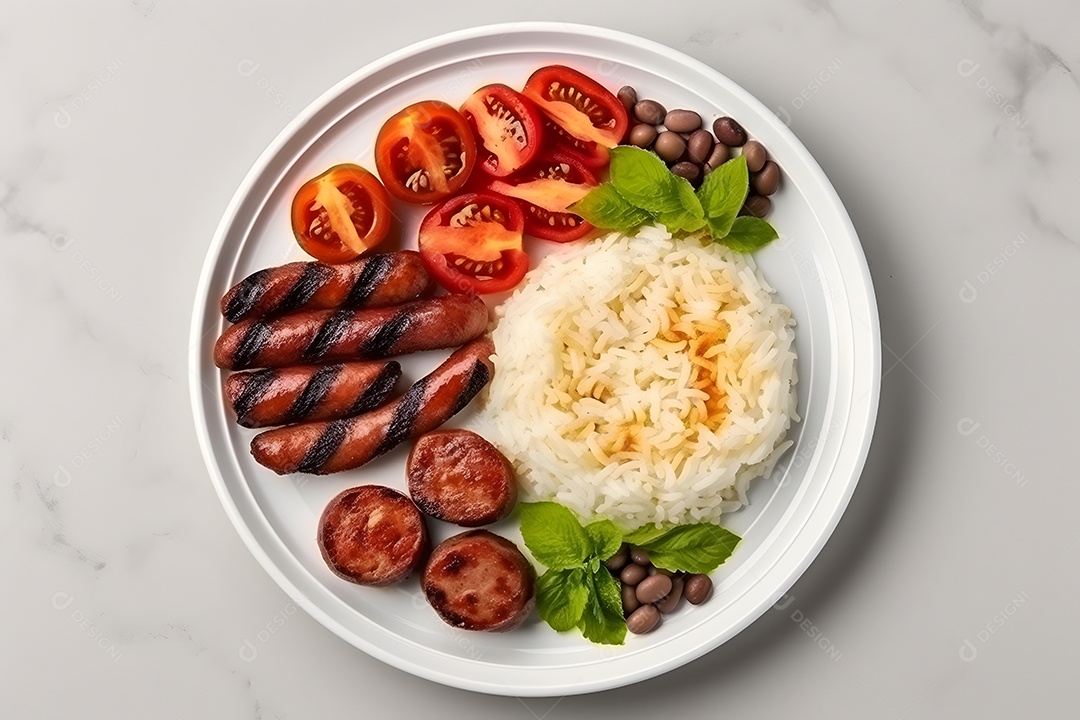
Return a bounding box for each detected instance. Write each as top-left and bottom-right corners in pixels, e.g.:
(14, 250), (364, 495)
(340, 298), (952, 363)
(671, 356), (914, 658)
(487, 151), (597, 243)
(418, 192), (529, 294)
(290, 164), (393, 263)
(460, 84), (544, 178)
(522, 65), (629, 149)
(375, 100), (477, 204)
(540, 114), (610, 170)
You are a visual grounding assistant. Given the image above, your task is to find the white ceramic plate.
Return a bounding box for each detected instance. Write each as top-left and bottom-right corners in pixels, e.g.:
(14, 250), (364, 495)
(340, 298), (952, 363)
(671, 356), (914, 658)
(190, 23), (879, 696)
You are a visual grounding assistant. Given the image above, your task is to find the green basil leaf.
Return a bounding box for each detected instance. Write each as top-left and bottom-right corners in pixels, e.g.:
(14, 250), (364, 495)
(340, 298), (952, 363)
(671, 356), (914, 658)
(519, 502), (590, 570)
(577, 568), (627, 645)
(536, 568), (589, 632)
(583, 519), (624, 560)
(621, 523), (675, 547)
(656, 176), (706, 233)
(697, 155), (749, 238)
(569, 183), (653, 233)
(638, 524), (742, 574)
(608, 146), (683, 215)
(719, 216), (779, 253)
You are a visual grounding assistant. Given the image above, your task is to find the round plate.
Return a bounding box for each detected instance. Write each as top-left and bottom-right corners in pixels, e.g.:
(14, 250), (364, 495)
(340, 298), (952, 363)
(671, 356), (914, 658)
(190, 23), (879, 696)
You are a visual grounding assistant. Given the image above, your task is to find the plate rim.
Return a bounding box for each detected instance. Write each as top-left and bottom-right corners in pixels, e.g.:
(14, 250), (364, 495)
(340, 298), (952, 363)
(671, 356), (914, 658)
(189, 21), (881, 696)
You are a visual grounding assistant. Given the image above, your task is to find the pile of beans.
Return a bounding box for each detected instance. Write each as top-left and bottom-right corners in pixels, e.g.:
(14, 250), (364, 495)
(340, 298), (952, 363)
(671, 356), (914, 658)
(616, 85), (780, 219)
(605, 543), (713, 634)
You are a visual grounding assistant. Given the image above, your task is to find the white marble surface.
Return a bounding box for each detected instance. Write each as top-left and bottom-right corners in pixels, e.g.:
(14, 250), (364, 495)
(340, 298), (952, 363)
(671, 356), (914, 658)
(2, 0), (1077, 716)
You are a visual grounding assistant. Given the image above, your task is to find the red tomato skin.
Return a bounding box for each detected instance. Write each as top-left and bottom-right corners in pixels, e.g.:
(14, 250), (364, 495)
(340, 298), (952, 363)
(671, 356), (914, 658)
(461, 84), (545, 178)
(418, 192), (529, 294)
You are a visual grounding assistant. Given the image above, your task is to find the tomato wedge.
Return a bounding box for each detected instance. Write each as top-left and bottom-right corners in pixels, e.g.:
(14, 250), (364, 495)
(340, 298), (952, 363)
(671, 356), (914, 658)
(290, 164), (393, 263)
(487, 151), (597, 243)
(540, 115), (610, 170)
(418, 192), (528, 294)
(460, 84), (544, 178)
(375, 100), (477, 204)
(522, 65), (629, 149)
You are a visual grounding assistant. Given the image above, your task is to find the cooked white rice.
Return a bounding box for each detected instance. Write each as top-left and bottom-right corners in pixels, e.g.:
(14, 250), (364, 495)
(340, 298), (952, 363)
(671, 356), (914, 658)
(470, 225), (798, 528)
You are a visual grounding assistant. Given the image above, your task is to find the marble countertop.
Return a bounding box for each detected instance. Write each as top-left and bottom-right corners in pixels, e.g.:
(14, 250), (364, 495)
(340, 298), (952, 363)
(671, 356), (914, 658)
(3, 0), (1077, 716)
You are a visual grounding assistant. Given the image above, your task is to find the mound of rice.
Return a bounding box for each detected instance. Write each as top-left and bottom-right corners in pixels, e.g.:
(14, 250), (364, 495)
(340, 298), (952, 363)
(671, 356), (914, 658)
(471, 225), (798, 528)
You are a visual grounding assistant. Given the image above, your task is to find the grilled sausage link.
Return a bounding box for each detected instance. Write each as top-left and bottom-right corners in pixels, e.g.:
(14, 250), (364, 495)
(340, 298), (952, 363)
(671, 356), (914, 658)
(213, 294), (488, 370)
(250, 335), (495, 475)
(220, 251), (432, 322)
(225, 360), (401, 428)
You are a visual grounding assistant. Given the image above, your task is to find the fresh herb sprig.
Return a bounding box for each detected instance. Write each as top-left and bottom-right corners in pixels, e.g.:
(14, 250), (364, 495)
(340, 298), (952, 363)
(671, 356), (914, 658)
(570, 146), (779, 252)
(519, 502), (742, 645)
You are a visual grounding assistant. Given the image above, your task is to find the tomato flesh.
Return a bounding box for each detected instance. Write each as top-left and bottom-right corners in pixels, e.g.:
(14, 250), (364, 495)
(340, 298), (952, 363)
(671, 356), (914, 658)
(522, 65), (629, 149)
(418, 192), (528, 294)
(375, 100), (477, 204)
(460, 84), (544, 178)
(540, 115), (610, 170)
(290, 164), (392, 263)
(487, 151), (596, 243)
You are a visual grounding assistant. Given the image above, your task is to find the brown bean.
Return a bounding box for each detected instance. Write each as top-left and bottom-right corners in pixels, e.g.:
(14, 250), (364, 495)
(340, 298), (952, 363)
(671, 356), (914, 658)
(626, 604), (661, 634)
(620, 562), (647, 586)
(633, 99), (666, 125)
(683, 574), (713, 605)
(752, 160), (780, 196)
(664, 109), (702, 133)
(628, 123), (658, 149)
(622, 583), (641, 616)
(672, 162), (701, 183)
(704, 143), (731, 173)
(629, 547), (650, 566)
(635, 574), (672, 604)
(654, 131), (686, 164)
(687, 129), (714, 164)
(605, 544), (629, 571)
(742, 195), (772, 218)
(656, 577), (684, 614)
(617, 86), (637, 113)
(743, 140), (767, 173)
(713, 116), (747, 147)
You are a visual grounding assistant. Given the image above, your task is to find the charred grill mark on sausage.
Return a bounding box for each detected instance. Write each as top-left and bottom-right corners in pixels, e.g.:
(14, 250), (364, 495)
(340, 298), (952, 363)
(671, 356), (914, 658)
(232, 369), (276, 424)
(276, 262), (331, 315)
(283, 363), (342, 423)
(360, 308), (412, 358)
(301, 309), (354, 363)
(233, 320), (272, 370)
(297, 418), (351, 474)
(375, 376), (430, 459)
(223, 269), (271, 322)
(219, 252), (432, 323)
(343, 252), (391, 308)
(349, 362), (400, 415)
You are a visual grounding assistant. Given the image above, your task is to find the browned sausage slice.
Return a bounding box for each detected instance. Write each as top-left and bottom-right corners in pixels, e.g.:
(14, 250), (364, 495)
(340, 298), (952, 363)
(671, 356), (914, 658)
(221, 251), (432, 322)
(225, 361), (401, 428)
(250, 336), (495, 475)
(407, 430), (516, 526)
(213, 294), (488, 370)
(423, 530), (535, 632)
(318, 485), (429, 586)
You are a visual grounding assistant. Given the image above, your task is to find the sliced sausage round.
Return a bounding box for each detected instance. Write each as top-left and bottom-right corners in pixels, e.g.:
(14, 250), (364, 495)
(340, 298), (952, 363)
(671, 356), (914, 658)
(318, 485), (429, 586)
(407, 430), (516, 527)
(423, 530), (535, 632)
